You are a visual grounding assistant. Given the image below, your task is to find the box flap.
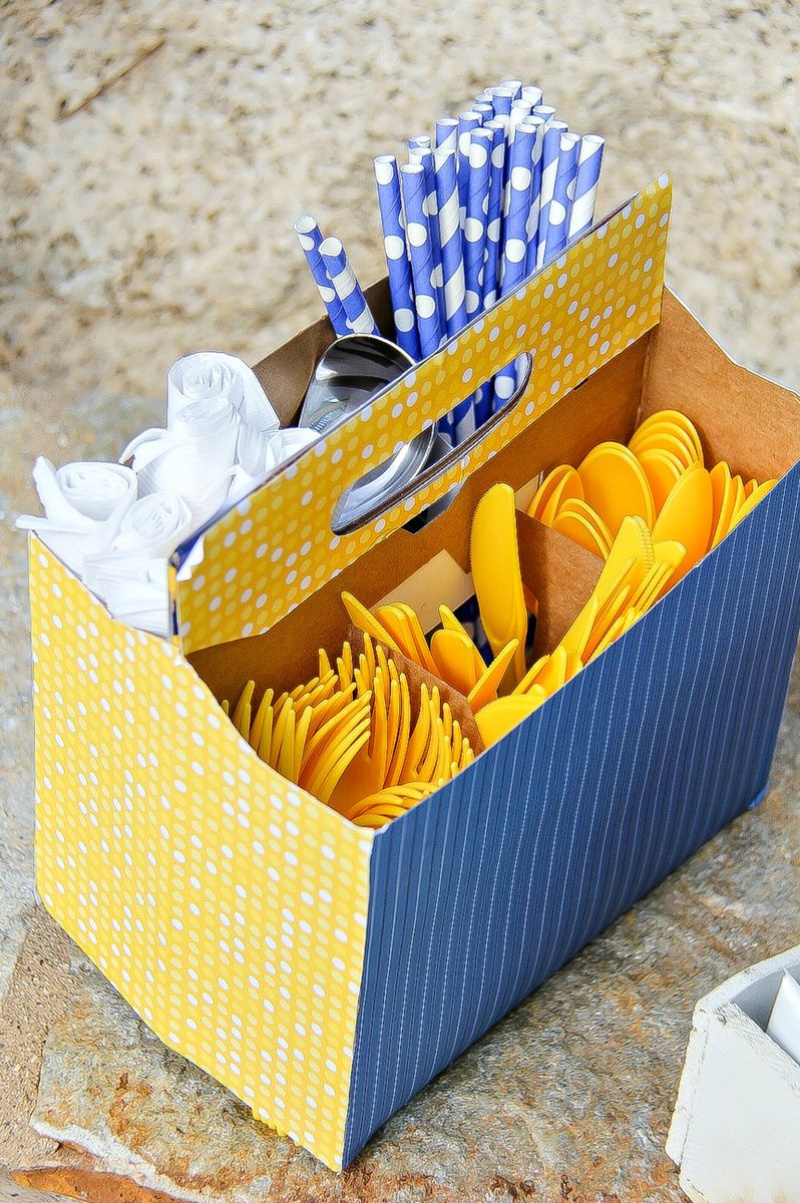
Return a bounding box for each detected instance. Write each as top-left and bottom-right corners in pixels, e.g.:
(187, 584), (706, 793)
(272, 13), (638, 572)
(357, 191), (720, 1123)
(176, 175), (672, 653)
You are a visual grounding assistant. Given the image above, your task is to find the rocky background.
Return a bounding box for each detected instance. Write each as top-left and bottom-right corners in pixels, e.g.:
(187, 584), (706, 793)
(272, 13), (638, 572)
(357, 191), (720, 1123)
(2, 3), (800, 1201)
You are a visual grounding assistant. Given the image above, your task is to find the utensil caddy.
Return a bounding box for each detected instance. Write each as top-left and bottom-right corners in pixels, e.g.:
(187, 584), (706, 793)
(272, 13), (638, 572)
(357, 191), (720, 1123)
(28, 175), (800, 1169)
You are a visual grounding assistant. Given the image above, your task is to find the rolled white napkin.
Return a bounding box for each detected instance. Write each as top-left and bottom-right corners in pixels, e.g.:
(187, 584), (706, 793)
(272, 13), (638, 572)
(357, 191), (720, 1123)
(122, 395), (240, 528)
(83, 492), (194, 637)
(237, 425), (320, 478)
(16, 458), (137, 577)
(167, 351), (279, 437)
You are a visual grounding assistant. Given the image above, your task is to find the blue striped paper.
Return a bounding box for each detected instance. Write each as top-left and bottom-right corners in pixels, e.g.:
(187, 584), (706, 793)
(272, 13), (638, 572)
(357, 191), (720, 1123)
(342, 467), (800, 1163)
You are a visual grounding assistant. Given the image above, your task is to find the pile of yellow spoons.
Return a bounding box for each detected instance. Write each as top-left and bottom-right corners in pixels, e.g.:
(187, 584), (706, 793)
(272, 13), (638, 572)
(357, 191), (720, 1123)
(474, 514), (689, 745)
(222, 633), (474, 828)
(530, 408), (776, 575)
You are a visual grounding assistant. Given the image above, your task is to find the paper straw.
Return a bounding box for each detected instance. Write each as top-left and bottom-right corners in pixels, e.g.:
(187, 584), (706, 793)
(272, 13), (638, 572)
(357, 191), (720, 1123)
(434, 117), (459, 151)
(522, 116), (547, 273)
(434, 146), (471, 443)
(473, 101), (494, 120)
(293, 215), (349, 335)
(399, 163), (444, 357)
(463, 128), (493, 319)
(521, 85), (544, 108)
(457, 110), (483, 218)
(433, 149), (467, 335)
(374, 154), (421, 360)
(567, 134), (605, 238)
(500, 79), (523, 99)
(543, 132), (581, 263)
(415, 147), (446, 330)
(319, 237), (380, 335)
(494, 122), (538, 407)
(532, 104), (557, 125)
(491, 87), (515, 120)
(510, 97), (534, 134)
(167, 351), (278, 436)
(535, 120), (569, 268)
(481, 119), (507, 309)
(408, 134), (431, 158)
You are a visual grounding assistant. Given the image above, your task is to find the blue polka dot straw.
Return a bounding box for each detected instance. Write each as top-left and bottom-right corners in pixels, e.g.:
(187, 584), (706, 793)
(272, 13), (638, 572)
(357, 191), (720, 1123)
(494, 122), (538, 406)
(399, 163), (444, 359)
(373, 155), (420, 361)
(293, 215), (349, 335)
(535, 120), (569, 268)
(319, 237), (379, 335)
(568, 134), (605, 238)
(481, 119), (507, 310)
(434, 117), (459, 152)
(523, 117), (547, 273)
(491, 86), (515, 120)
(544, 131), (581, 262)
(463, 127), (493, 320)
(457, 110), (483, 219)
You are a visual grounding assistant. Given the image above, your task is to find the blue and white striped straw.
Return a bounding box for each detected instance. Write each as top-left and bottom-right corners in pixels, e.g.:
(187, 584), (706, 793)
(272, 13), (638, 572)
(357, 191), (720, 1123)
(408, 134), (431, 156)
(463, 127), (493, 320)
(521, 84), (544, 108)
(481, 119), (507, 309)
(567, 134), (605, 238)
(500, 79), (523, 99)
(434, 117), (459, 152)
(535, 120), (569, 268)
(319, 237), (380, 335)
(532, 104), (557, 125)
(415, 147), (446, 330)
(543, 132), (581, 263)
(473, 101), (494, 120)
(457, 110), (483, 219)
(399, 163), (444, 358)
(373, 154), (421, 360)
(523, 116), (547, 273)
(293, 215), (349, 335)
(494, 122), (538, 406)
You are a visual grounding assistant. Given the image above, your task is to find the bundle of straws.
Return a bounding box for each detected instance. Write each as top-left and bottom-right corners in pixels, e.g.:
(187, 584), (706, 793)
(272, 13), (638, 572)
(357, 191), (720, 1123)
(295, 79), (604, 445)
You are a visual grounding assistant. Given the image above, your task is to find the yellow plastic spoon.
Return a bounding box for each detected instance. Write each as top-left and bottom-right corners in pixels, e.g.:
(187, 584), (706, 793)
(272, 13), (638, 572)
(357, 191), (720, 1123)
(475, 693), (546, 747)
(578, 442), (656, 536)
(552, 498), (613, 558)
(470, 483), (528, 685)
(652, 463), (714, 580)
(431, 627), (484, 695)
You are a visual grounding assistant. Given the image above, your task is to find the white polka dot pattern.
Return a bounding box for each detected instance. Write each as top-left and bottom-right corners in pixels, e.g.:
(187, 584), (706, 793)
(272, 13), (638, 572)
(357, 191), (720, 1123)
(176, 176), (673, 654)
(30, 541), (372, 1171)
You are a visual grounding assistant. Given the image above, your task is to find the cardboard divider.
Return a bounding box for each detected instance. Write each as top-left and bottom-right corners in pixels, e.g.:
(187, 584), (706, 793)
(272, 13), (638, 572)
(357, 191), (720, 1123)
(516, 511), (603, 657)
(347, 626), (485, 756)
(641, 290), (800, 481)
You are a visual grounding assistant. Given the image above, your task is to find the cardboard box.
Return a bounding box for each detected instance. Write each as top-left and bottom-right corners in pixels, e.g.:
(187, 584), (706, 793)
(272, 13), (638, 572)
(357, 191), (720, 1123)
(28, 175), (800, 1169)
(667, 947), (800, 1201)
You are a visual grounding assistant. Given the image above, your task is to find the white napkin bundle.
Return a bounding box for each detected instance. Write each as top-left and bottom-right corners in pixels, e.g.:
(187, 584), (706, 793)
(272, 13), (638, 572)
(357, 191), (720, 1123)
(17, 459), (138, 577)
(19, 350), (321, 637)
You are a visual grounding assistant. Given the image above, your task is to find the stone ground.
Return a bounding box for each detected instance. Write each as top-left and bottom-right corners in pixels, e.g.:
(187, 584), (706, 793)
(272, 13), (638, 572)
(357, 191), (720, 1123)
(1, 2), (800, 1201)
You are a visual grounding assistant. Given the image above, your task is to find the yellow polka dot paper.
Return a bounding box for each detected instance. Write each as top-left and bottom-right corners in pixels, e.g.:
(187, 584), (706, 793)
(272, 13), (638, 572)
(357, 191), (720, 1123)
(30, 542), (372, 1170)
(176, 176), (672, 655)
(28, 178), (672, 1171)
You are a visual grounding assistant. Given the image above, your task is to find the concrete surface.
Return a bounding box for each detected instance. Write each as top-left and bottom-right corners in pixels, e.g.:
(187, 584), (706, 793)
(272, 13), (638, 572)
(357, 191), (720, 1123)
(2, 2), (800, 1201)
